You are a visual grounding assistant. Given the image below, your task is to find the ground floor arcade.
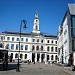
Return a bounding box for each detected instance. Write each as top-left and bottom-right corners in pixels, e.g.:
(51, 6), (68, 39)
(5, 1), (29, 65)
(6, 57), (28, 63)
(8, 51), (58, 63)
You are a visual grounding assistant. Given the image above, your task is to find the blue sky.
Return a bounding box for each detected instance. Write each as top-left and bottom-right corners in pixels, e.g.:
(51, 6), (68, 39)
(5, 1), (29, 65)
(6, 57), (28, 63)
(0, 0), (74, 35)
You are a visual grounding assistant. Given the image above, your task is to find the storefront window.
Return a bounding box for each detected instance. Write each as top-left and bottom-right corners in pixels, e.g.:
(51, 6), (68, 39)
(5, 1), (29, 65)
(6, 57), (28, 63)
(72, 40), (75, 51)
(71, 16), (75, 37)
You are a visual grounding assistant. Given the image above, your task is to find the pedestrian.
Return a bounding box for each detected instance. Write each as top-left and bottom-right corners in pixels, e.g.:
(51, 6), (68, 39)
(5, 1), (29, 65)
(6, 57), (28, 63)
(34, 61), (35, 64)
(51, 61), (52, 66)
(28, 60), (31, 64)
(28, 60), (29, 64)
(34, 59), (35, 64)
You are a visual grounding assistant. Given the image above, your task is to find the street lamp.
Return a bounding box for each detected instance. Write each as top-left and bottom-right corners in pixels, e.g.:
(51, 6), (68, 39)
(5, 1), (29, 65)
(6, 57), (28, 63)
(16, 20), (27, 72)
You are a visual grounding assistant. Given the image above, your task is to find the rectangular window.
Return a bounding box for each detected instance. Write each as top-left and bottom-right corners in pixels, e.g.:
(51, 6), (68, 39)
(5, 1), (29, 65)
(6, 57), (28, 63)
(1, 36), (4, 41)
(71, 16), (75, 37)
(11, 44), (14, 49)
(32, 39), (35, 42)
(72, 40), (75, 51)
(12, 37), (14, 41)
(26, 38), (28, 42)
(37, 39), (39, 42)
(64, 30), (67, 35)
(21, 38), (24, 41)
(7, 37), (10, 41)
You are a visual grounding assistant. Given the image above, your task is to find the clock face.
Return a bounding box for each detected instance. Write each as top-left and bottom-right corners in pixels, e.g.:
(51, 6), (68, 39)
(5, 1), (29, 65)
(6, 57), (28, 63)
(34, 19), (39, 25)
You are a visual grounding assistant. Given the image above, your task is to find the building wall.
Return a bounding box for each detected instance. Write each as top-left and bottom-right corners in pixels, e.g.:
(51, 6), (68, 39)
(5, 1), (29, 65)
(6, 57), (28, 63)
(57, 14), (70, 64)
(0, 33), (57, 63)
(57, 4), (75, 65)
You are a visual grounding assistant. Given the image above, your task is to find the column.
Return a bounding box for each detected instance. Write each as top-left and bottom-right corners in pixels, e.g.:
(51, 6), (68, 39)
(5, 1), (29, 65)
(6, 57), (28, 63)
(50, 55), (51, 61)
(13, 53), (15, 59)
(30, 53), (32, 62)
(22, 53), (24, 60)
(45, 53), (47, 61)
(40, 53), (42, 62)
(35, 53), (37, 62)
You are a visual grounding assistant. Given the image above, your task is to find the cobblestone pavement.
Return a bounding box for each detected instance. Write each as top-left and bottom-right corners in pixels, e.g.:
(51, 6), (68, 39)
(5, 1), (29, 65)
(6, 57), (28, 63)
(0, 63), (74, 75)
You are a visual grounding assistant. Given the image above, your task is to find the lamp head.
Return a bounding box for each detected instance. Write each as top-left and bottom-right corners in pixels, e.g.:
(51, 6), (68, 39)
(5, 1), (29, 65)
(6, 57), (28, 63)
(22, 20), (27, 29)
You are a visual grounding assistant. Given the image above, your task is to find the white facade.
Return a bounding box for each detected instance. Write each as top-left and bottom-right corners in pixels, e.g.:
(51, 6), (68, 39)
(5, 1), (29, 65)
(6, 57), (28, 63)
(57, 4), (75, 65)
(57, 16), (69, 64)
(0, 11), (57, 63)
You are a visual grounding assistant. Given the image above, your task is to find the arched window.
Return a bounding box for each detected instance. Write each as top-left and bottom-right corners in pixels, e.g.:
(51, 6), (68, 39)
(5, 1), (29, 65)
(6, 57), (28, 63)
(6, 44), (9, 49)
(47, 40), (49, 43)
(51, 40), (53, 44)
(55, 41), (57, 44)
(51, 55), (54, 60)
(20, 54), (23, 59)
(16, 44), (18, 50)
(25, 54), (27, 59)
(11, 53), (13, 58)
(21, 44), (23, 50)
(47, 46), (50, 51)
(36, 46), (39, 50)
(25, 45), (28, 50)
(26, 38), (28, 42)
(55, 55), (58, 60)
(15, 53), (18, 58)
(55, 47), (57, 52)
(51, 47), (54, 52)
(41, 40), (43, 43)
(32, 45), (35, 51)
(41, 46), (43, 51)
(11, 44), (14, 49)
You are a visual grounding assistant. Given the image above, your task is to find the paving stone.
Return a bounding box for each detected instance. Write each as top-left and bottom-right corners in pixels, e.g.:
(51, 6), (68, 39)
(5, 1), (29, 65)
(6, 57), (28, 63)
(0, 63), (74, 75)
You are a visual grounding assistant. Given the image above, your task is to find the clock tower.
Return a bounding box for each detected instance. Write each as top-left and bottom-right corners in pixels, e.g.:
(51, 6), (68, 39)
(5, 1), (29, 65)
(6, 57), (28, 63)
(32, 10), (40, 34)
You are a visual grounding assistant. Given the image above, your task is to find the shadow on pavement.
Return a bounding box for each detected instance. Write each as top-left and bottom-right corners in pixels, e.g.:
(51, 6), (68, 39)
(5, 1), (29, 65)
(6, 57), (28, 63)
(0, 63), (19, 71)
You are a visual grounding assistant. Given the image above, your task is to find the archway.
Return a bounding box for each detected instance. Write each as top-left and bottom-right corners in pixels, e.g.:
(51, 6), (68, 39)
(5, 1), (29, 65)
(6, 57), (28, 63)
(37, 54), (40, 62)
(47, 55), (49, 61)
(41, 54), (45, 62)
(32, 53), (35, 62)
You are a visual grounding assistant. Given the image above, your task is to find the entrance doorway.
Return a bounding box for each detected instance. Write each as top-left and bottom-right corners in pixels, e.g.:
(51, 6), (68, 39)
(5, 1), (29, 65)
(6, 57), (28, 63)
(32, 53), (35, 62)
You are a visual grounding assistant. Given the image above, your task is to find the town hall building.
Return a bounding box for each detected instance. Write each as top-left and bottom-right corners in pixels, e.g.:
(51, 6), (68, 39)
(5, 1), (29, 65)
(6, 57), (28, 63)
(0, 11), (57, 63)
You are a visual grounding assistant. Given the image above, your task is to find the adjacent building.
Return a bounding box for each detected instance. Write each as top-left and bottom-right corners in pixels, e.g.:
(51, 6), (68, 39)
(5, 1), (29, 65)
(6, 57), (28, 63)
(57, 4), (75, 66)
(0, 11), (57, 63)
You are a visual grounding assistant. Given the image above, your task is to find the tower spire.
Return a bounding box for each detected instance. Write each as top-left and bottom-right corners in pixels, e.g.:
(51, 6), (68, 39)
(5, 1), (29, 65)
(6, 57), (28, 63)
(32, 10), (40, 34)
(35, 9), (39, 19)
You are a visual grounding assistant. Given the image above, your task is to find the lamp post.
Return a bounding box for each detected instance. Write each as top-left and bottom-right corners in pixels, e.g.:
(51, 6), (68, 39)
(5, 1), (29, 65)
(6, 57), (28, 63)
(17, 20), (27, 72)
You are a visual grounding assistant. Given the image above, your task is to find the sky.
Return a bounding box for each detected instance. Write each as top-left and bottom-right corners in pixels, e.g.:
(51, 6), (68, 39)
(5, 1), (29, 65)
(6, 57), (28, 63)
(0, 0), (74, 35)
